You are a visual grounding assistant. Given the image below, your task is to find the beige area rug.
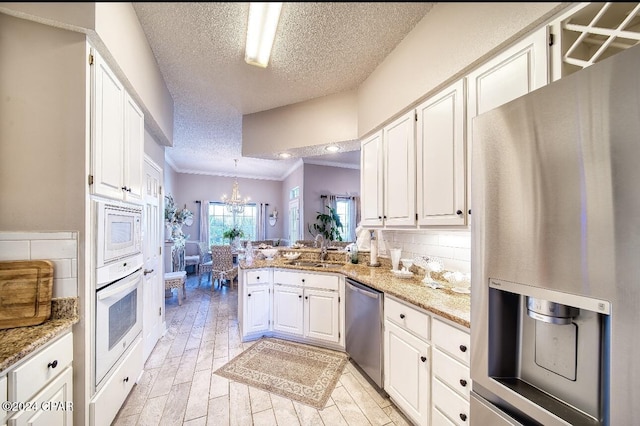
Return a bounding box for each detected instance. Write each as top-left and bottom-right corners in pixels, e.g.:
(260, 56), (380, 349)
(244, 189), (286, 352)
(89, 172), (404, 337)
(214, 337), (348, 409)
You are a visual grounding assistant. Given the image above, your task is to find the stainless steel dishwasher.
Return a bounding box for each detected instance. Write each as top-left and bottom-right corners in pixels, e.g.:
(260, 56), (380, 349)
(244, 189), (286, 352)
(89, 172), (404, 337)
(345, 277), (384, 389)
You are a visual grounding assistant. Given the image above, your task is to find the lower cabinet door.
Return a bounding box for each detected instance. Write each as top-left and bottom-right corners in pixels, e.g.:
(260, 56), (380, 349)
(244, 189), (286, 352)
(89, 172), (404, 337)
(245, 283), (271, 335)
(384, 320), (430, 426)
(272, 285), (304, 335)
(304, 288), (339, 344)
(8, 366), (73, 426)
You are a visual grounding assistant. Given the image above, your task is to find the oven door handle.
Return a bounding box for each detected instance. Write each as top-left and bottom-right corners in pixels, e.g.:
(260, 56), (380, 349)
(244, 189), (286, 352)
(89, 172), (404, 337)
(97, 276), (140, 300)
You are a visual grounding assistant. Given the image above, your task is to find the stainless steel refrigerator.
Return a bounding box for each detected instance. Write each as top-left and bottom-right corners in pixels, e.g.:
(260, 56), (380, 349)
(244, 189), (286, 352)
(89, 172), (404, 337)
(471, 42), (640, 425)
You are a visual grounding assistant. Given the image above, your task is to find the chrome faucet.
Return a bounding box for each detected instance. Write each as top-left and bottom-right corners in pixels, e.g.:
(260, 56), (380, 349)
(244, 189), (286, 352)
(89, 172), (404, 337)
(315, 234), (328, 261)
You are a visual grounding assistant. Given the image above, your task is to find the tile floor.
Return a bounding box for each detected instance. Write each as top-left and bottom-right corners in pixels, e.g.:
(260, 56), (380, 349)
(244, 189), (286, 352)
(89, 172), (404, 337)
(113, 274), (413, 426)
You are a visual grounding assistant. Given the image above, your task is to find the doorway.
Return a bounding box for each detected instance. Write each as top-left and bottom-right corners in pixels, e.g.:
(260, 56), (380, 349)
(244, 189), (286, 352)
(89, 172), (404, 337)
(142, 157), (164, 361)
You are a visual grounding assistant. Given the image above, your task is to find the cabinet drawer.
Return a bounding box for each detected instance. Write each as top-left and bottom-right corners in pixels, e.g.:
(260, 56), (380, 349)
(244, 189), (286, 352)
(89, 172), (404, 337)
(385, 297), (429, 340)
(8, 332), (73, 402)
(432, 407), (457, 426)
(432, 318), (470, 365)
(433, 348), (471, 400)
(246, 270), (269, 284)
(274, 270), (339, 291)
(90, 337), (143, 426)
(433, 377), (470, 426)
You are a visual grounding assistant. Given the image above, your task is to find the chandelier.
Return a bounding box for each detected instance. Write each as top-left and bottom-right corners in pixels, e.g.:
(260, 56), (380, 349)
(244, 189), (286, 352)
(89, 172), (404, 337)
(221, 159), (250, 214)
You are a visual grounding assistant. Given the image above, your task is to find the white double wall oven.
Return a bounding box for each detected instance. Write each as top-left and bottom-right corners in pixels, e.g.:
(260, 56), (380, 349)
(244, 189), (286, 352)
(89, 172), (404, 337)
(93, 199), (144, 389)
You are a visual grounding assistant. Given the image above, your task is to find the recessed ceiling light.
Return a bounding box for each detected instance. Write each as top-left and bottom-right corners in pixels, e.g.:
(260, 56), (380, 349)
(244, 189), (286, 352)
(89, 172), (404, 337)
(325, 145), (340, 153)
(279, 152), (291, 158)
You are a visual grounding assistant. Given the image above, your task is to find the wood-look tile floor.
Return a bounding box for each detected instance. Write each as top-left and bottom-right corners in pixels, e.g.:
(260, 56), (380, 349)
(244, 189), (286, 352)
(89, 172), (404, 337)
(113, 274), (413, 426)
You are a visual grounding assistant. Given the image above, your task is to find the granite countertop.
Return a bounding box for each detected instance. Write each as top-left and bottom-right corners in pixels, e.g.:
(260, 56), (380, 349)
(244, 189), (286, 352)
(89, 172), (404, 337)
(241, 252), (471, 329)
(0, 297), (79, 374)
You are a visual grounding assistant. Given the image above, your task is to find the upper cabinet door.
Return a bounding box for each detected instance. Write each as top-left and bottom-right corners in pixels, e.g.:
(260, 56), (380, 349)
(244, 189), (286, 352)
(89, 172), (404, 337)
(466, 26), (549, 218)
(383, 110), (416, 227)
(360, 131), (384, 227)
(416, 79), (466, 226)
(92, 52), (125, 200)
(124, 92), (144, 203)
(91, 49), (145, 204)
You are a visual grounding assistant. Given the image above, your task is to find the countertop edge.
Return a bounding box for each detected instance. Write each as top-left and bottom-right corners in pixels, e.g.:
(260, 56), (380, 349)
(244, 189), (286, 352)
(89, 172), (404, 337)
(0, 297), (79, 374)
(240, 260), (471, 329)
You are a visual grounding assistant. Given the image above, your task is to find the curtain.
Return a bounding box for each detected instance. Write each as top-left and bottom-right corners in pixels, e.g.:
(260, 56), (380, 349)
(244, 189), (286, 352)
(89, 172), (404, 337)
(199, 200), (210, 245)
(348, 196), (360, 242)
(257, 203), (267, 240)
(323, 195), (337, 213)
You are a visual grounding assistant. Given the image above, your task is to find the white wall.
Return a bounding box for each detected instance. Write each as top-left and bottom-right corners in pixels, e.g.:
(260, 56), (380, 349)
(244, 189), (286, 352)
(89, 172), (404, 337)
(242, 90), (358, 157)
(171, 173), (285, 241)
(357, 2), (567, 137)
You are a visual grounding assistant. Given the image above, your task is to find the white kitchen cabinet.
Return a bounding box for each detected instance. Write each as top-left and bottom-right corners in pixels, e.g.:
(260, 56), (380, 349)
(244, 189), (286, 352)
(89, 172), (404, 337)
(5, 332), (73, 426)
(466, 26), (548, 216)
(384, 297), (430, 426)
(416, 79), (467, 226)
(304, 287), (340, 344)
(239, 269), (272, 339)
(1, 374), (6, 426)
(431, 318), (471, 426)
(383, 110), (417, 227)
(272, 284), (304, 336)
(7, 367), (73, 426)
(360, 130), (384, 227)
(271, 270), (344, 348)
(90, 336), (142, 426)
(91, 49), (144, 204)
(385, 320), (430, 426)
(245, 283), (272, 335)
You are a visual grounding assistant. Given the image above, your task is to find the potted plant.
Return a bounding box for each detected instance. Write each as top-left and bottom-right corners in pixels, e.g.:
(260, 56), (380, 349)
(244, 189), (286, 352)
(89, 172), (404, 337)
(223, 225), (245, 250)
(308, 205), (344, 242)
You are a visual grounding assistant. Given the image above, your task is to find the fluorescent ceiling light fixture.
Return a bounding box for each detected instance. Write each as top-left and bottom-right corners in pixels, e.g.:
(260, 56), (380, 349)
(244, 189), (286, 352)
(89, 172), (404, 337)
(245, 2), (283, 68)
(325, 145), (340, 153)
(279, 152), (292, 159)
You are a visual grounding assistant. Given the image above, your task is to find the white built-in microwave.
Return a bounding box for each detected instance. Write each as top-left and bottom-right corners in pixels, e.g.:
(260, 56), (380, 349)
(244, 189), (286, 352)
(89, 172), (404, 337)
(95, 200), (142, 269)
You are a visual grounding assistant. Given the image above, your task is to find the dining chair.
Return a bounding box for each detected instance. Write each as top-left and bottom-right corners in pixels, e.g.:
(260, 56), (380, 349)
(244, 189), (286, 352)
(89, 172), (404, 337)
(207, 245), (238, 290)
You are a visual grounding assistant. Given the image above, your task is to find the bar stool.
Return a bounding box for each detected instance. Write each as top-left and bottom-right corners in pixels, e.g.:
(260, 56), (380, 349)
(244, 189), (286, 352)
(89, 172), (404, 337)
(164, 271), (187, 305)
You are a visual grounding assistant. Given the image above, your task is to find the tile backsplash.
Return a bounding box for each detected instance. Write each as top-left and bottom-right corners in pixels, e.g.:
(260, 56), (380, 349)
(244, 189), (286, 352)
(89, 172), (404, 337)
(0, 232), (78, 298)
(377, 229), (471, 273)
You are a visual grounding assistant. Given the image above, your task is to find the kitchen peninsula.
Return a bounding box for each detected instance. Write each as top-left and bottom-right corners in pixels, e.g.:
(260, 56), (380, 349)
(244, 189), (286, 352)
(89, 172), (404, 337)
(239, 248), (470, 328)
(238, 247), (471, 426)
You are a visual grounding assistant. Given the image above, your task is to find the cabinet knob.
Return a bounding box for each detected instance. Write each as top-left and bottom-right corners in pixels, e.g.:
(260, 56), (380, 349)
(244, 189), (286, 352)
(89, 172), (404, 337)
(143, 269), (154, 275)
(299, 295), (302, 298)
(123, 377), (129, 383)
(400, 313), (405, 319)
(420, 356), (427, 362)
(460, 379), (468, 387)
(257, 276), (260, 280)
(468, 209), (471, 215)
(305, 296), (308, 300)
(48, 360), (58, 369)
(383, 215), (387, 219)
(460, 413), (467, 422)
(302, 279), (305, 283)
(456, 210), (463, 215)
(378, 216), (382, 219)
(248, 293), (251, 297)
(459, 344), (467, 353)
(121, 186), (127, 191)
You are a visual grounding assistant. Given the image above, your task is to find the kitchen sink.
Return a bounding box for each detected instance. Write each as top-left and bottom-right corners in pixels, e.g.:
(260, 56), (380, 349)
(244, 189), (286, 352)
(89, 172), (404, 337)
(288, 261), (344, 269)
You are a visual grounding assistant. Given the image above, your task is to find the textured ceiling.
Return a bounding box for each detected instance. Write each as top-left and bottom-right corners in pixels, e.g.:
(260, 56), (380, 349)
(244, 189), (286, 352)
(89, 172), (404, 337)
(133, 2), (434, 180)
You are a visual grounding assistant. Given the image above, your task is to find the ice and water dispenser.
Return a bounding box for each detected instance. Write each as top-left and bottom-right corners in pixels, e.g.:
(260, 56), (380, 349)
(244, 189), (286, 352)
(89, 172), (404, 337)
(487, 279), (611, 424)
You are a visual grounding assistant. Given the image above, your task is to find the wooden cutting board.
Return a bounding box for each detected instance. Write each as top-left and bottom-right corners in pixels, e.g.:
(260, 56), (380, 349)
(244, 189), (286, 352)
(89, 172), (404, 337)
(0, 260), (54, 329)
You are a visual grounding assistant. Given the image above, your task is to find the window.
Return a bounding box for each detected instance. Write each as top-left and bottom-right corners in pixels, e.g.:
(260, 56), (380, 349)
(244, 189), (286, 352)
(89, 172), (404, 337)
(335, 198), (355, 242)
(208, 202), (258, 245)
